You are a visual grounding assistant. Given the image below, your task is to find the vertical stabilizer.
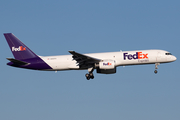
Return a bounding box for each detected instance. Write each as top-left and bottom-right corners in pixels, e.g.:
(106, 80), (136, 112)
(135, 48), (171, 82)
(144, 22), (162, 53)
(4, 33), (38, 60)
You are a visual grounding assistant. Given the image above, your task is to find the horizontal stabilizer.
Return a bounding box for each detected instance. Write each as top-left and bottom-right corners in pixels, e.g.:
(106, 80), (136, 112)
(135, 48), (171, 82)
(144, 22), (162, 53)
(6, 58), (30, 66)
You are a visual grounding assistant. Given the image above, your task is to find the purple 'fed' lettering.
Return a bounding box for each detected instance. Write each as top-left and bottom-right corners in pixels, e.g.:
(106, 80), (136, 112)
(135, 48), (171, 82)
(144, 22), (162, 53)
(124, 52), (138, 60)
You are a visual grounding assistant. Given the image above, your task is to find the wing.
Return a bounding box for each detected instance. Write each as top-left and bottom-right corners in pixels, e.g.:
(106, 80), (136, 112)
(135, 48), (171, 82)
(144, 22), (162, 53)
(69, 51), (101, 67)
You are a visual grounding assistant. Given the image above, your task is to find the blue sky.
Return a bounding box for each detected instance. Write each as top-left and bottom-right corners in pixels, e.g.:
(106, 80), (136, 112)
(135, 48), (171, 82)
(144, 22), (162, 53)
(1, 0), (180, 120)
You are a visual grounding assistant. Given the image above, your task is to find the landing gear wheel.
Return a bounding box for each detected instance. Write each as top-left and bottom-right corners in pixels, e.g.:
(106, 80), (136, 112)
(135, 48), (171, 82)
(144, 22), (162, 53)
(91, 76), (94, 79)
(85, 73), (94, 80)
(154, 70), (158, 74)
(85, 73), (90, 80)
(89, 73), (94, 79)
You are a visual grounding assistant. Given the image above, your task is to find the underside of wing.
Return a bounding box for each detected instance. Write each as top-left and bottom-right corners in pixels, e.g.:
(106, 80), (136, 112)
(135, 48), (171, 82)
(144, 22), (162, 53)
(68, 51), (101, 67)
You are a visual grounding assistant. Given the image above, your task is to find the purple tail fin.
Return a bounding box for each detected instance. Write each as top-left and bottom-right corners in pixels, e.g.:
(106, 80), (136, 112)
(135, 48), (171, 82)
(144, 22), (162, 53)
(4, 33), (38, 60)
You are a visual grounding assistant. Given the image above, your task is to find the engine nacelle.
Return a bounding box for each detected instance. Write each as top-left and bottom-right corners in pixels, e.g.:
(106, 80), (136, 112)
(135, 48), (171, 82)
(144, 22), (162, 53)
(99, 60), (115, 69)
(96, 68), (116, 74)
(96, 60), (116, 74)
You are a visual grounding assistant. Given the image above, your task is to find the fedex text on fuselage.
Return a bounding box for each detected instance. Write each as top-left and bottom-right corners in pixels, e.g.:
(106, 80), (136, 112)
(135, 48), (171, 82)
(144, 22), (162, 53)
(123, 52), (148, 60)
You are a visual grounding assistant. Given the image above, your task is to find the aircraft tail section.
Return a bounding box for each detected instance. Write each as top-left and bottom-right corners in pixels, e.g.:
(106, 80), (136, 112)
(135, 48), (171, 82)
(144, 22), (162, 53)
(4, 33), (38, 60)
(4, 33), (52, 70)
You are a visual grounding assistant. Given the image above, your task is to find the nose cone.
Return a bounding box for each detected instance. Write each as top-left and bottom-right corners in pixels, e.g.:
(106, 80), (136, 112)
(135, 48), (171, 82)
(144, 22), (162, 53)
(172, 56), (177, 61)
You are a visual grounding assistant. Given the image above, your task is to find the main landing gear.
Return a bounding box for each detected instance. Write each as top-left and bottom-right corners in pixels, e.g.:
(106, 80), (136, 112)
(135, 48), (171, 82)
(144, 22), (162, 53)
(85, 67), (94, 80)
(85, 73), (94, 80)
(154, 63), (160, 74)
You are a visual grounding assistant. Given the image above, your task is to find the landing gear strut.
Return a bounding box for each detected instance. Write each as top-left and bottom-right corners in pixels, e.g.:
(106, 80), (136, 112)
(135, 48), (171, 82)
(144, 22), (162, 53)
(154, 63), (160, 74)
(85, 67), (94, 80)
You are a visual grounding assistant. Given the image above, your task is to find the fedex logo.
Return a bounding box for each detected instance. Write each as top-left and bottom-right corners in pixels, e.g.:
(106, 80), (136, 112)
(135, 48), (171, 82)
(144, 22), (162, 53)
(103, 62), (112, 66)
(12, 46), (26, 52)
(124, 52), (148, 60)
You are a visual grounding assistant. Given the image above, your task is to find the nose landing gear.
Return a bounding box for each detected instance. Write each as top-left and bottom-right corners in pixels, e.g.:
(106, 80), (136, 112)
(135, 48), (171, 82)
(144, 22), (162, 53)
(154, 63), (160, 74)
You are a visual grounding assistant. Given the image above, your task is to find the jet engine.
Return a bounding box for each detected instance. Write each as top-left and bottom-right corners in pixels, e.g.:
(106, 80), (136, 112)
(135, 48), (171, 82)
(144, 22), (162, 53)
(96, 60), (116, 74)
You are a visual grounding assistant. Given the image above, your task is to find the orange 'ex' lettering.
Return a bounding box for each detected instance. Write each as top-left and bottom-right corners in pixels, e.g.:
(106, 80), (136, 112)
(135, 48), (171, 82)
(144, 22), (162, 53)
(138, 52), (148, 59)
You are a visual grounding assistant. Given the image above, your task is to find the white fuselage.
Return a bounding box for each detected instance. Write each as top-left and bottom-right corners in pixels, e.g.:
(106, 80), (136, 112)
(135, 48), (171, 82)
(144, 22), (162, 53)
(40, 49), (177, 71)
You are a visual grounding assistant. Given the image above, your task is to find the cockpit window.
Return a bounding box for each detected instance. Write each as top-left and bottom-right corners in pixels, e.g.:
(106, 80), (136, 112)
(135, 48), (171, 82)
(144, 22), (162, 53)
(165, 53), (172, 55)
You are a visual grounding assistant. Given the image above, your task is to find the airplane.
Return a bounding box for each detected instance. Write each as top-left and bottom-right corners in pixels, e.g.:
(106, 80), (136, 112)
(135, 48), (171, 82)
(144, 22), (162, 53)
(4, 33), (177, 80)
